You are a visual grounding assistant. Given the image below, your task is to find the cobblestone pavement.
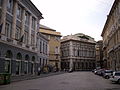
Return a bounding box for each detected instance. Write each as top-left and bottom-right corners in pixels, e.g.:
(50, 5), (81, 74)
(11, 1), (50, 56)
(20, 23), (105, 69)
(0, 72), (120, 90)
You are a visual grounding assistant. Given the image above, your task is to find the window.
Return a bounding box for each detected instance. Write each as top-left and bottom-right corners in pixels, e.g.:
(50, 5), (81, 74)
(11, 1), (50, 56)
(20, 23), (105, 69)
(32, 17), (36, 29)
(17, 5), (22, 20)
(32, 56), (35, 62)
(25, 12), (29, 25)
(46, 44), (47, 54)
(4, 60), (10, 73)
(40, 41), (42, 53)
(43, 59), (44, 66)
(24, 31), (28, 44)
(40, 58), (41, 66)
(7, 0), (13, 13)
(48, 35), (50, 40)
(55, 36), (60, 41)
(43, 43), (44, 53)
(15, 27), (21, 39)
(24, 62), (27, 74)
(5, 22), (12, 38)
(16, 61), (20, 75)
(0, 0), (2, 7)
(5, 50), (13, 73)
(55, 47), (59, 54)
(31, 34), (34, 45)
(0, 9), (1, 21)
(25, 55), (29, 61)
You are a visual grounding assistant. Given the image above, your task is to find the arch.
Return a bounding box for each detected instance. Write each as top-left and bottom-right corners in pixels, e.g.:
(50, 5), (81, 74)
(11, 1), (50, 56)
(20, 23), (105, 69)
(5, 50), (13, 58)
(32, 56), (35, 62)
(25, 54), (29, 61)
(16, 53), (22, 60)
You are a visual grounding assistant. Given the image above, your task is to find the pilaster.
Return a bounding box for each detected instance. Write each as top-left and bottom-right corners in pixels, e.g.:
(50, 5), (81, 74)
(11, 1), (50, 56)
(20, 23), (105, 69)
(12, 0), (18, 39)
(21, 9), (25, 37)
(28, 15), (32, 46)
(34, 20), (37, 47)
(0, 0), (8, 35)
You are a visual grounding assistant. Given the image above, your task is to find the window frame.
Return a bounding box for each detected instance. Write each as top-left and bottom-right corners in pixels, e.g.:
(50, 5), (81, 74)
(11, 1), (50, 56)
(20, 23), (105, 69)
(25, 12), (29, 25)
(5, 22), (12, 38)
(32, 17), (36, 30)
(24, 31), (29, 45)
(17, 5), (22, 20)
(7, 0), (13, 14)
(31, 34), (35, 46)
(0, 0), (2, 7)
(15, 27), (21, 40)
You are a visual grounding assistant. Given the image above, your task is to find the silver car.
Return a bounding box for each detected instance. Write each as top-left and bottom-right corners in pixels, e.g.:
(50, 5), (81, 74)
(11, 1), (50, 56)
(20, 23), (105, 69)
(110, 71), (120, 84)
(103, 70), (113, 79)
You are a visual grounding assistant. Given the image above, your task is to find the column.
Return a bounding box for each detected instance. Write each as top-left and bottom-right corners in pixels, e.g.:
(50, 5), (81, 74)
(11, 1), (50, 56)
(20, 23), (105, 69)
(69, 41), (73, 69)
(34, 20), (37, 47)
(21, 9), (25, 47)
(0, 0), (8, 36)
(69, 41), (73, 57)
(28, 15), (32, 46)
(21, 9), (25, 37)
(12, 0), (18, 39)
(70, 58), (73, 69)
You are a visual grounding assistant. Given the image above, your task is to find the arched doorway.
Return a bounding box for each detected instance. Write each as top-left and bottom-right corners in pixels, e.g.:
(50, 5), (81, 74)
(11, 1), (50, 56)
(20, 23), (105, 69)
(16, 53), (22, 75)
(5, 50), (13, 73)
(24, 54), (29, 74)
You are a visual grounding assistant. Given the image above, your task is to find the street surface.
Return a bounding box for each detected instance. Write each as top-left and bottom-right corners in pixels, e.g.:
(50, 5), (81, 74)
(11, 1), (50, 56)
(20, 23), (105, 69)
(0, 72), (120, 90)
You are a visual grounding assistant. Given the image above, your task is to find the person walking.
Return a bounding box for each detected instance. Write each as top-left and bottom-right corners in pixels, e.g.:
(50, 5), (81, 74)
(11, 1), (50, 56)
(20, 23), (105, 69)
(38, 67), (41, 75)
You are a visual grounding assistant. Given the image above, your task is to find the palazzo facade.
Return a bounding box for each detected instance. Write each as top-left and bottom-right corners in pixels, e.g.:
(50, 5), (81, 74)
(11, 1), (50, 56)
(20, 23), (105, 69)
(0, 0), (48, 76)
(61, 33), (96, 71)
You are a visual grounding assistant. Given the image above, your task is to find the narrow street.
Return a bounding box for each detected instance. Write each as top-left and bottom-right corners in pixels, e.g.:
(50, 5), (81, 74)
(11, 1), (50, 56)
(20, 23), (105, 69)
(0, 72), (120, 90)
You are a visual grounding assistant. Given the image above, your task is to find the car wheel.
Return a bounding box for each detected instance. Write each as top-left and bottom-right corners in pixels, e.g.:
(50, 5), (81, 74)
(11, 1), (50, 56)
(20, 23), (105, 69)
(118, 79), (120, 84)
(105, 76), (109, 79)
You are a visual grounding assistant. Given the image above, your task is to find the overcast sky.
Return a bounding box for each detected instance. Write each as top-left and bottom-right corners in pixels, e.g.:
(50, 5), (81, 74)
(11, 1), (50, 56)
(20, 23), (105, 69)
(31, 0), (114, 41)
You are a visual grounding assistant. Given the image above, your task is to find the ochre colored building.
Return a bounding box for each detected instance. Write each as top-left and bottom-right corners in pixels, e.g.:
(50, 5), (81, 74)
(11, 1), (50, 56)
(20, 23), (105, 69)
(40, 24), (62, 71)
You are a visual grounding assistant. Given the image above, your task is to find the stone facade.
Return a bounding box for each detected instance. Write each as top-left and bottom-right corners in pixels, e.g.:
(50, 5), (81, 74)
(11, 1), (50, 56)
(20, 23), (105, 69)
(37, 32), (49, 69)
(61, 33), (96, 71)
(101, 0), (120, 71)
(0, 0), (49, 76)
(40, 24), (62, 71)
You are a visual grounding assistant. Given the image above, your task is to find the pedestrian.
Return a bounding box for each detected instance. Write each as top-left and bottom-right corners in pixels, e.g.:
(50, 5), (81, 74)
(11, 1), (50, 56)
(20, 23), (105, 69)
(38, 67), (41, 75)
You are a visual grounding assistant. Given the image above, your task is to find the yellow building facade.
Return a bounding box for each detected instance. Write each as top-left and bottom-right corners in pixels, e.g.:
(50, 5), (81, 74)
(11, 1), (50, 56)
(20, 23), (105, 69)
(40, 25), (62, 71)
(101, 0), (120, 70)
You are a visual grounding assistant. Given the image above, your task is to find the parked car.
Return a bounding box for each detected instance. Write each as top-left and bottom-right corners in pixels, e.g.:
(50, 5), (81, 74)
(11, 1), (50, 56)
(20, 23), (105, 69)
(95, 69), (105, 76)
(103, 70), (113, 79)
(110, 71), (120, 84)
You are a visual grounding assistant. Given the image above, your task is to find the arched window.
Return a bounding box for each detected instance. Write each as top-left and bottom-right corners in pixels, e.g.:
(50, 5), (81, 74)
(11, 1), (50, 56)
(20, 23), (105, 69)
(32, 56), (35, 62)
(5, 50), (13, 58)
(16, 53), (22, 75)
(4, 50), (13, 73)
(16, 53), (22, 60)
(25, 54), (29, 61)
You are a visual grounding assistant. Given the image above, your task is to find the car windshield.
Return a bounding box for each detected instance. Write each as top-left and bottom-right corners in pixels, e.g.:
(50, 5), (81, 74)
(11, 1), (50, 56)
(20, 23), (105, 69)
(115, 72), (120, 76)
(105, 70), (113, 73)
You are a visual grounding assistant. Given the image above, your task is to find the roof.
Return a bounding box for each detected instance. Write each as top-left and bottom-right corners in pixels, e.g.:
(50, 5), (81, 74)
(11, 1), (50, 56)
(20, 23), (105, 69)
(40, 24), (56, 31)
(61, 33), (95, 43)
(40, 29), (62, 37)
(29, 0), (43, 19)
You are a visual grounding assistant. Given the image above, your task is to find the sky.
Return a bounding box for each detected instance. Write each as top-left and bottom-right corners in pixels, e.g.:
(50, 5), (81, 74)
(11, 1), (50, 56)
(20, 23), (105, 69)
(31, 0), (115, 41)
